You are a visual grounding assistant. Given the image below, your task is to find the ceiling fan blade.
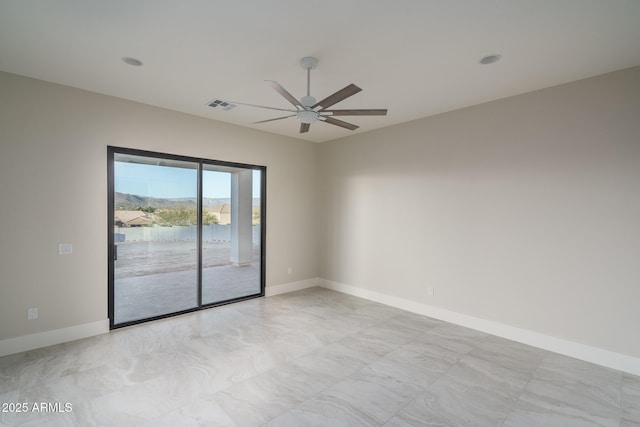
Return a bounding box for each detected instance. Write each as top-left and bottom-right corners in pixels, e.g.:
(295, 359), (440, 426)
(300, 123), (310, 133)
(253, 114), (297, 124)
(321, 116), (359, 131)
(227, 100), (297, 113)
(322, 109), (387, 116)
(312, 84), (362, 109)
(265, 80), (303, 109)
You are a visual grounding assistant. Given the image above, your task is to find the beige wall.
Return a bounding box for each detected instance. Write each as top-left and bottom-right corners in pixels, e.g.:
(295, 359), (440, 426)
(2, 66), (639, 362)
(0, 71), (320, 340)
(319, 66), (640, 358)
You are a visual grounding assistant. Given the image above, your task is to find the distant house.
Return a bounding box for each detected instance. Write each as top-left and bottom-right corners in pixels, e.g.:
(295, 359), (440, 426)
(114, 210), (161, 227)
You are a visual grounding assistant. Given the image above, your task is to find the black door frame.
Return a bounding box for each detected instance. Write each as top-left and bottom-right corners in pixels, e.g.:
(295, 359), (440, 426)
(107, 146), (266, 329)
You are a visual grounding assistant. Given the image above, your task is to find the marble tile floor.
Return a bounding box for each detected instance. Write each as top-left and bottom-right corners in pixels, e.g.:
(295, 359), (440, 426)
(1, 287), (639, 426)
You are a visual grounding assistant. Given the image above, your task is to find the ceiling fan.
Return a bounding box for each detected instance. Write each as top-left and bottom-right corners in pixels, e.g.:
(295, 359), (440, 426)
(228, 57), (387, 133)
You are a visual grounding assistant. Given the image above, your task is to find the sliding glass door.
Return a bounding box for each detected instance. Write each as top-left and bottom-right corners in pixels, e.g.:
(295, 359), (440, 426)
(108, 147), (265, 328)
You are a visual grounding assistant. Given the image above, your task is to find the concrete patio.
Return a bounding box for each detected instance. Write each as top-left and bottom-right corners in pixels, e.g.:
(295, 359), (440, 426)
(114, 241), (261, 324)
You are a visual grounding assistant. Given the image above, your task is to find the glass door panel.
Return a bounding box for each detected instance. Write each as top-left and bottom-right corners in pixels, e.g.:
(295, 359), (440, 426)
(202, 166), (262, 305)
(113, 153), (199, 325)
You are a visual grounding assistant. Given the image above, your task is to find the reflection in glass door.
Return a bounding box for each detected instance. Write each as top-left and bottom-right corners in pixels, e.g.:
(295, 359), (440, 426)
(108, 147), (265, 328)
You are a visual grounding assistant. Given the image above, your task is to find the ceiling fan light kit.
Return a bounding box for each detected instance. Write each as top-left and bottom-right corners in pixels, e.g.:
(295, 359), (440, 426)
(225, 57), (387, 134)
(297, 110), (318, 124)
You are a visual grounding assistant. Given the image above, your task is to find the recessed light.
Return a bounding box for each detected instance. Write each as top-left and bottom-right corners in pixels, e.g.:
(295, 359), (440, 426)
(122, 57), (143, 67)
(479, 54), (502, 65)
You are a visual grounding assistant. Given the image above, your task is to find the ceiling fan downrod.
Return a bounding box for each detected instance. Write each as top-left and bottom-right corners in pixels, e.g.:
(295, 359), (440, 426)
(300, 57), (318, 108)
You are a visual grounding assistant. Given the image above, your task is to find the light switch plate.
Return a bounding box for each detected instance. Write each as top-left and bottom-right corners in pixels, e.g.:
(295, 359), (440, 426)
(58, 243), (73, 255)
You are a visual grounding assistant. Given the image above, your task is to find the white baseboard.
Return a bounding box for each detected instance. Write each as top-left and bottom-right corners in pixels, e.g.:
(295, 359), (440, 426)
(319, 279), (640, 377)
(265, 278), (319, 297)
(5, 280), (638, 377)
(0, 280), (320, 357)
(0, 319), (109, 357)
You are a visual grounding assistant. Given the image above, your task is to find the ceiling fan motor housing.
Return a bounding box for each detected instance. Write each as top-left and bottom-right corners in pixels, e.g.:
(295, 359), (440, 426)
(300, 95), (316, 107)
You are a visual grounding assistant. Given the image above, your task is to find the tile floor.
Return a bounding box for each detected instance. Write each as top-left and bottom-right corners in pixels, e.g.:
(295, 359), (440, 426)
(1, 287), (639, 426)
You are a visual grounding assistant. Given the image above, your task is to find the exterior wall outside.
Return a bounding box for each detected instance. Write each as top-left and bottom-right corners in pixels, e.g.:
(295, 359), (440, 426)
(115, 224), (260, 244)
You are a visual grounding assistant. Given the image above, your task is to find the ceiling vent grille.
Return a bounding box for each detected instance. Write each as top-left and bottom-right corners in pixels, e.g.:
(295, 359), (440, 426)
(207, 99), (236, 111)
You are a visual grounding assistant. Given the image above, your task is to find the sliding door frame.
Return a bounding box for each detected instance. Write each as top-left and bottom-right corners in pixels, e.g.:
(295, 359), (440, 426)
(107, 146), (266, 329)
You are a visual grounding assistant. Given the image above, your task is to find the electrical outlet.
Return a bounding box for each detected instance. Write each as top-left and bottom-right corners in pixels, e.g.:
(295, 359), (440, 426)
(27, 308), (38, 320)
(287, 267), (292, 275)
(427, 287), (435, 296)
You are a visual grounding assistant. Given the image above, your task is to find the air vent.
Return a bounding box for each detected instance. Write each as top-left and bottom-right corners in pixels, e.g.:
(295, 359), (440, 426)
(207, 99), (236, 111)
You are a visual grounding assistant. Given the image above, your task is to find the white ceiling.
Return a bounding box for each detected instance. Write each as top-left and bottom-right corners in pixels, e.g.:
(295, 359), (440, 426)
(1, 1), (639, 143)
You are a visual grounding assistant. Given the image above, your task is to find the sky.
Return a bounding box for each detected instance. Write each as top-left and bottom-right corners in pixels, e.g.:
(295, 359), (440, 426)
(115, 162), (261, 199)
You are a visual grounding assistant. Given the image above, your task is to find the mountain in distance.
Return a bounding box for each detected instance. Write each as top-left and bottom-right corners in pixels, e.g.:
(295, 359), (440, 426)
(115, 192), (260, 209)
